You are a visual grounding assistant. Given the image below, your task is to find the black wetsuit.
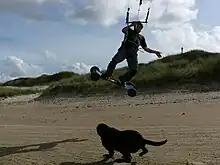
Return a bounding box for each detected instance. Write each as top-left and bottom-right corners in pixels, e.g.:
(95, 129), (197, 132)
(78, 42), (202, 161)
(104, 27), (147, 83)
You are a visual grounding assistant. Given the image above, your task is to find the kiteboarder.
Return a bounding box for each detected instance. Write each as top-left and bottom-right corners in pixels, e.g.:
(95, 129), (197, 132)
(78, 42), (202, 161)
(101, 21), (162, 85)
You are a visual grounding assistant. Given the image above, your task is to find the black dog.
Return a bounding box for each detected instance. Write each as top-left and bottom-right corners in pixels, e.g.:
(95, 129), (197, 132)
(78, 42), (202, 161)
(96, 123), (167, 163)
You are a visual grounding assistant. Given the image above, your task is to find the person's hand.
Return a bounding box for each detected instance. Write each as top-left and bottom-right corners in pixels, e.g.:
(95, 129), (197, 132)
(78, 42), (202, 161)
(131, 21), (139, 25)
(155, 51), (162, 58)
(131, 21), (137, 24)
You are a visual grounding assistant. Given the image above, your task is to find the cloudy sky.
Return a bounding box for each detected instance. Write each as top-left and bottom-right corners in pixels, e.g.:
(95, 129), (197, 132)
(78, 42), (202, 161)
(0, 0), (219, 81)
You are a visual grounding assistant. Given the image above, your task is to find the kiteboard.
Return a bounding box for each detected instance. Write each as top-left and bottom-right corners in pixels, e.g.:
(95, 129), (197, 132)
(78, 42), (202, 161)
(90, 66), (137, 97)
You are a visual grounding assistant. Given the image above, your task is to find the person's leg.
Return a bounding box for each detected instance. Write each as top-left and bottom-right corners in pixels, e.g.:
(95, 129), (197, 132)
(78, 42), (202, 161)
(102, 48), (126, 78)
(118, 53), (138, 83)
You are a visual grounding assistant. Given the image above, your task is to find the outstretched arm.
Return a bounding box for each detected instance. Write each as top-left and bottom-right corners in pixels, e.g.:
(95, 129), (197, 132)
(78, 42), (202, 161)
(140, 36), (162, 58)
(143, 46), (162, 58)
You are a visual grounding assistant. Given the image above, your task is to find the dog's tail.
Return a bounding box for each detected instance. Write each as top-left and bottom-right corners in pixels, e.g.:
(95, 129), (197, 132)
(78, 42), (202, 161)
(144, 139), (167, 146)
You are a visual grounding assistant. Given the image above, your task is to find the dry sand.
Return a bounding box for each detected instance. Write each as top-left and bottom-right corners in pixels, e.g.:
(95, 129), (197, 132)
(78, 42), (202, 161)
(1, 91), (220, 165)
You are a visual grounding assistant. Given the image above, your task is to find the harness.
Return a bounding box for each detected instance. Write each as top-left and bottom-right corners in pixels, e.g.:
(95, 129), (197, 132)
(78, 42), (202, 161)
(122, 30), (141, 48)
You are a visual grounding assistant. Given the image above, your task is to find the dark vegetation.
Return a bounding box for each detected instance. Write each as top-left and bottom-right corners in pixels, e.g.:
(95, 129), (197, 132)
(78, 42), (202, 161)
(2, 71), (78, 87)
(1, 49), (220, 97)
(0, 87), (40, 98)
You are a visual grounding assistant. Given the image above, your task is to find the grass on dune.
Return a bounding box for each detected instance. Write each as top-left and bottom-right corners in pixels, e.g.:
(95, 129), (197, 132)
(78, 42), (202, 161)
(41, 49), (220, 97)
(0, 87), (40, 98)
(2, 49), (220, 98)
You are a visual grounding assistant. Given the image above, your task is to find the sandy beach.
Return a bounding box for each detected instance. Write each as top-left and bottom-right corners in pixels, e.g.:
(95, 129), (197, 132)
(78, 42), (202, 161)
(0, 91), (220, 165)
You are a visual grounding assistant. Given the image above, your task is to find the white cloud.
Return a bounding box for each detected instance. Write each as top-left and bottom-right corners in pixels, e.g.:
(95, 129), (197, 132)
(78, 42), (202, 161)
(151, 24), (220, 55)
(62, 0), (220, 55)
(63, 0), (198, 27)
(1, 56), (43, 77)
(148, 0), (198, 28)
(44, 50), (57, 61)
(0, 54), (92, 83)
(0, 0), (67, 21)
(0, 0), (196, 26)
(65, 0), (154, 26)
(141, 0), (220, 56)
(0, 0), (219, 70)
(62, 62), (93, 74)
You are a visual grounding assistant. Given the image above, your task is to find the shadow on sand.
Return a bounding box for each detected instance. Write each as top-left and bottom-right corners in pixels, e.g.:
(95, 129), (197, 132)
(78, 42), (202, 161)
(0, 138), (88, 157)
(59, 156), (137, 165)
(59, 157), (113, 165)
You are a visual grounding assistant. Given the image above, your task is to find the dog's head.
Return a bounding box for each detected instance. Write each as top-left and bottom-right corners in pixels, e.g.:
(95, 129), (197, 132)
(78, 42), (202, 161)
(96, 123), (110, 137)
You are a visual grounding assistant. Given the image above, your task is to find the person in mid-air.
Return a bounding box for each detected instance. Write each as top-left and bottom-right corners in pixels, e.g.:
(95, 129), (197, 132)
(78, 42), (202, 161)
(101, 21), (162, 85)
